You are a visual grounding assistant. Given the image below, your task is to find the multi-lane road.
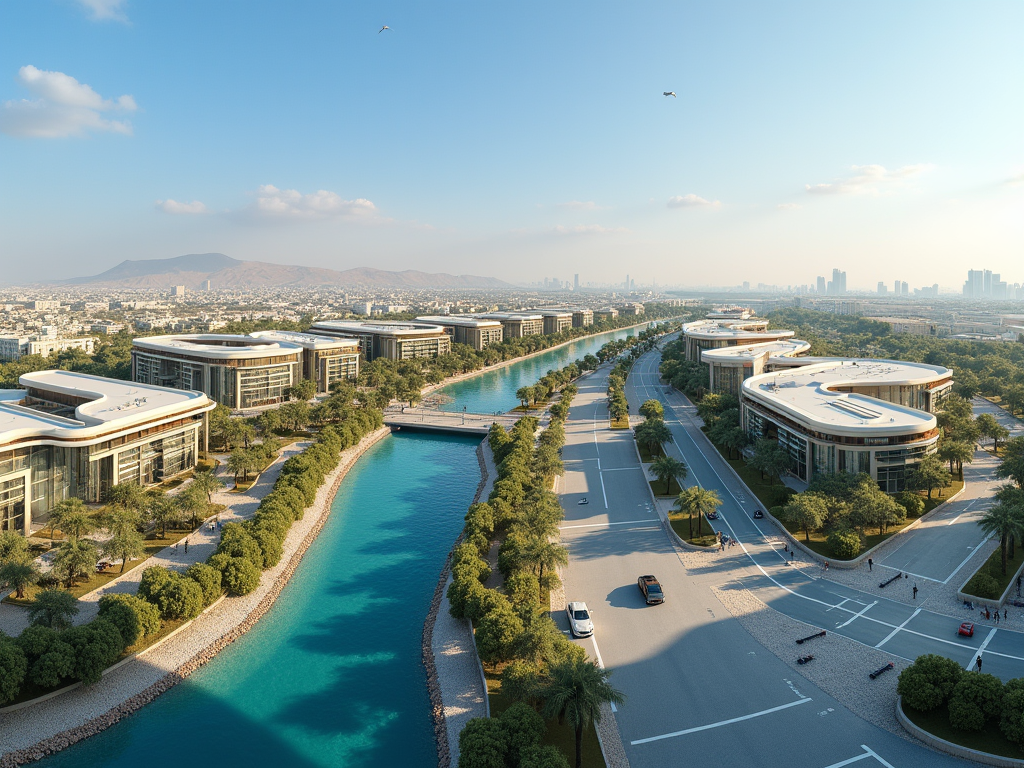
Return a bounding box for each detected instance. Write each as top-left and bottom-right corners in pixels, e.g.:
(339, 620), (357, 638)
(552, 346), (1023, 768)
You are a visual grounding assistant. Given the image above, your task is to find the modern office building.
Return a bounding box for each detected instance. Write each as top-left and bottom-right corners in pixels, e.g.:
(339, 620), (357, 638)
(681, 319), (792, 362)
(0, 336), (97, 362)
(309, 320), (452, 362)
(619, 303), (645, 317)
(701, 339), (811, 398)
(0, 371), (215, 533)
(415, 316), (504, 351)
(534, 310), (573, 335)
(594, 308), (619, 323)
(132, 332), (359, 409)
(572, 309), (593, 328)
(740, 359), (952, 491)
(476, 313), (545, 339)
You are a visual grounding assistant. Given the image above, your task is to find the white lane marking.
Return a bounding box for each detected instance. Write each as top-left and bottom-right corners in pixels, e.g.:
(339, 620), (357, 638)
(559, 518), (660, 530)
(598, 470), (608, 509)
(588, 633), (616, 712)
(601, 466), (644, 472)
(860, 744), (897, 768)
(942, 531), (995, 584)
(821, 751), (873, 768)
(875, 608), (921, 649)
(838, 601), (877, 628)
(629, 697), (813, 745)
(967, 627), (998, 669)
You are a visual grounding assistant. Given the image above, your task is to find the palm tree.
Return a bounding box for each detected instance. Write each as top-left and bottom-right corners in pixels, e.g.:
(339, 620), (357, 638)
(650, 455), (687, 495)
(0, 560), (39, 599)
(674, 486), (722, 540)
(541, 658), (626, 768)
(979, 500), (1024, 576)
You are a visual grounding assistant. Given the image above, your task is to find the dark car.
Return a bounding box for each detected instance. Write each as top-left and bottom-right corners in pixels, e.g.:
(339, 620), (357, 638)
(753, 509), (764, 519)
(638, 575), (665, 605)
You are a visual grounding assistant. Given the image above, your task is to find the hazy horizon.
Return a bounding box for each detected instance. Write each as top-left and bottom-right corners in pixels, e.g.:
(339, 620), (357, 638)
(1, 1), (1021, 289)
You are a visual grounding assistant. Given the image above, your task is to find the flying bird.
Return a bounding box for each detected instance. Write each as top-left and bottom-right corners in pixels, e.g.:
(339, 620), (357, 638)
(379, 25), (390, 33)
(663, 91), (676, 97)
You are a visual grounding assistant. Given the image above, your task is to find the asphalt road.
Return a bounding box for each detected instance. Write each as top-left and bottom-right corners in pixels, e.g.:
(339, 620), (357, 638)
(553, 359), (971, 768)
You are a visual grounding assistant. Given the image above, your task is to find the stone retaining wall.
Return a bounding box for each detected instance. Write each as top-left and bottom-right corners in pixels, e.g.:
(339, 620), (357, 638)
(0, 427), (390, 768)
(896, 696), (1024, 767)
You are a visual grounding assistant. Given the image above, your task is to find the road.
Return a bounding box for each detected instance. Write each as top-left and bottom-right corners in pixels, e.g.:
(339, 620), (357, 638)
(553, 359), (972, 768)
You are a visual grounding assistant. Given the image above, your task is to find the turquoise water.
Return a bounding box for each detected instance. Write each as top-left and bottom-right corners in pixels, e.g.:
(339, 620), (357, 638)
(38, 432), (480, 768)
(437, 326), (645, 414)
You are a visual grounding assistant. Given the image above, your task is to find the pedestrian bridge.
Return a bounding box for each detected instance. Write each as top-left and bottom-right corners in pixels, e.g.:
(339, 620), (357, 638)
(383, 407), (522, 436)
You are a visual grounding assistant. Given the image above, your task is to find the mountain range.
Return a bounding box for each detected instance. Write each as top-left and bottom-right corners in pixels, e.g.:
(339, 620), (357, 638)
(57, 254), (510, 290)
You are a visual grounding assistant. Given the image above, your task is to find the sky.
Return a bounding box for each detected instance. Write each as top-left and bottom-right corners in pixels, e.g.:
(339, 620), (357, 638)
(0, 1), (1021, 290)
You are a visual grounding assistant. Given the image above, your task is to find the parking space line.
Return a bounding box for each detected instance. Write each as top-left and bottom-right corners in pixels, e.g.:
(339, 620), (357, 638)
(820, 751), (873, 768)
(968, 627), (998, 669)
(629, 698), (813, 745)
(942, 532), (995, 584)
(860, 744), (897, 768)
(875, 608), (921, 649)
(838, 601), (878, 628)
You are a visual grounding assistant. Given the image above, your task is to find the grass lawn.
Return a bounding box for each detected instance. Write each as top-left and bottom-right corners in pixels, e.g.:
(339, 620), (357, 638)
(903, 704), (1023, 759)
(485, 669), (606, 768)
(649, 477), (683, 497)
(668, 513), (718, 547)
(963, 545), (1021, 600)
(610, 416), (630, 429)
(921, 479), (964, 514)
(637, 442), (664, 462)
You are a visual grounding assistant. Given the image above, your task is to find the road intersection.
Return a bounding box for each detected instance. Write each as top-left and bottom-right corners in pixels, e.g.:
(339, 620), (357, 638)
(552, 346), (1023, 767)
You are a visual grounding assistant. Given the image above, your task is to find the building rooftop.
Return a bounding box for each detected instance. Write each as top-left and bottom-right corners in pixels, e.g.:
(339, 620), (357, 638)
(477, 312), (544, 321)
(700, 339), (811, 364)
(310, 320), (447, 337)
(415, 315), (503, 329)
(741, 359), (949, 437)
(0, 370), (213, 448)
(249, 330), (359, 350)
(683, 319), (791, 341)
(133, 333), (305, 360)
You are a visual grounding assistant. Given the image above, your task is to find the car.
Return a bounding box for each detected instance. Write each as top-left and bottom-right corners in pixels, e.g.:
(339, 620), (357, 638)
(566, 601), (594, 637)
(706, 511), (719, 520)
(577, 498), (589, 505)
(753, 509), (764, 519)
(959, 622), (975, 638)
(638, 575), (665, 605)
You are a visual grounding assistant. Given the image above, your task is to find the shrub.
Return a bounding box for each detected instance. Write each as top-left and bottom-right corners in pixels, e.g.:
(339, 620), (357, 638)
(155, 574), (205, 620)
(0, 637), (27, 704)
(1001, 678), (1024, 746)
(137, 566), (174, 604)
(895, 491), (925, 518)
(249, 524), (284, 568)
(898, 654), (963, 712)
(500, 702), (545, 767)
(185, 563), (223, 606)
(963, 573), (1001, 600)
(16, 624), (58, 658)
(501, 660), (540, 704)
(827, 530), (861, 560)
(475, 598), (524, 664)
(29, 640), (75, 688)
(504, 571), (540, 611)
(517, 745), (569, 768)
(216, 523), (265, 570)
(447, 572), (485, 621)
(948, 673), (1004, 731)
(97, 594), (161, 646)
(457, 717), (506, 768)
(63, 618), (125, 684)
(213, 555), (261, 596)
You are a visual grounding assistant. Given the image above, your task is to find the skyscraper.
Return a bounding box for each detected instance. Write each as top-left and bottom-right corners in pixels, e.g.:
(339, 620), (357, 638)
(893, 280), (901, 297)
(625, 274), (630, 291)
(829, 268), (846, 295)
(574, 274), (579, 292)
(901, 281), (909, 296)
(816, 276), (826, 294)
(877, 282), (886, 294)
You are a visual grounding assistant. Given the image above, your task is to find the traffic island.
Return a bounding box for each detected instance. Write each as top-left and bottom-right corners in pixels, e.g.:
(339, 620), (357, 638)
(897, 697), (1024, 767)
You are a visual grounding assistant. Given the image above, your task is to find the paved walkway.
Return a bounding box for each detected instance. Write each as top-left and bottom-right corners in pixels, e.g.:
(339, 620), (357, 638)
(0, 444), (305, 638)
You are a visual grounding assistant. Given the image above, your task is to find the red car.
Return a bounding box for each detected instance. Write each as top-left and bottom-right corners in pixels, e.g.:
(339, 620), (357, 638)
(958, 622), (975, 638)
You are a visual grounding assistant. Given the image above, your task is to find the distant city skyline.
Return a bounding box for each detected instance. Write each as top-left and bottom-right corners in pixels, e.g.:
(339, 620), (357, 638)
(0, 1), (1021, 287)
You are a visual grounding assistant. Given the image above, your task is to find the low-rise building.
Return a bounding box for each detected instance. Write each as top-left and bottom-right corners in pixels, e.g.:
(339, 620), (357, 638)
(534, 310), (573, 335)
(701, 339), (811, 398)
(0, 336), (97, 361)
(681, 319), (791, 362)
(415, 316), (504, 351)
(619, 303), (645, 316)
(865, 317), (938, 336)
(594, 308), (619, 323)
(249, 331), (360, 393)
(740, 359), (953, 491)
(309, 320), (452, 362)
(572, 309), (594, 328)
(476, 313), (545, 339)
(0, 371), (214, 533)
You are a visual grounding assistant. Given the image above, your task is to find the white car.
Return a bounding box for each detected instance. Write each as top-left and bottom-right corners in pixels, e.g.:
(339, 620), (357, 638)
(577, 498), (589, 505)
(566, 601), (594, 638)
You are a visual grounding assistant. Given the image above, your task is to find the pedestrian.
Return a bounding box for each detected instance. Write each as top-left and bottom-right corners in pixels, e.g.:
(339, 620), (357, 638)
(1004, 609), (1008, 621)
(173, 542), (178, 555)
(184, 539), (189, 555)
(790, 550), (794, 561)
(720, 539), (725, 552)
(868, 558), (873, 572)
(824, 561), (829, 572)
(1018, 574), (1022, 597)
(976, 656), (983, 672)
(912, 584), (918, 600)
(784, 542), (789, 553)
(995, 610), (1000, 624)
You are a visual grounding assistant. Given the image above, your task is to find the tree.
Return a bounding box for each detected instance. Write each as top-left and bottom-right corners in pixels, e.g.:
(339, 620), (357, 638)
(782, 494), (828, 543)
(1001, 678), (1024, 747)
(0, 638), (27, 705)
(939, 441), (974, 480)
(474, 598), (524, 664)
(279, 400), (312, 431)
(1004, 384), (1024, 416)
(177, 483), (209, 529)
(103, 482), (147, 517)
(51, 538), (99, 588)
(0, 560), (39, 599)
(639, 399), (664, 420)
(146, 495), (181, 538)
(976, 413), (1010, 454)
(541, 658), (626, 768)
(190, 469), (225, 503)
(500, 702), (546, 767)
(227, 448), (259, 486)
(287, 378), (316, 402)
(897, 654), (963, 712)
(674, 486), (722, 540)
(103, 526), (145, 573)
(634, 418), (671, 456)
(978, 500), (1024, 577)
(948, 673), (1005, 732)
(996, 438), (1024, 489)
(97, 593), (161, 646)
(27, 588), (80, 631)
(748, 439), (791, 486)
(52, 504), (96, 542)
(651, 455), (687, 495)
(457, 717), (506, 768)
(48, 497), (87, 541)
(907, 456), (952, 499)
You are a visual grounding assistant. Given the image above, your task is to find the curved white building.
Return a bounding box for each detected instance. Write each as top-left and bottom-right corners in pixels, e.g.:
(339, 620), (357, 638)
(740, 359), (953, 491)
(309, 320), (451, 362)
(682, 319), (794, 362)
(701, 339), (812, 397)
(132, 332), (359, 409)
(1, 371), (214, 532)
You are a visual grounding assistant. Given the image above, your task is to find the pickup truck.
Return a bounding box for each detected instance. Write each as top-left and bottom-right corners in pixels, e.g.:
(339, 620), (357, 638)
(637, 575), (665, 605)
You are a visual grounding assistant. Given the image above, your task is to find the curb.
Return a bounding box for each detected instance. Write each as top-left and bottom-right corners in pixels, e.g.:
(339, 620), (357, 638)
(896, 696), (1024, 767)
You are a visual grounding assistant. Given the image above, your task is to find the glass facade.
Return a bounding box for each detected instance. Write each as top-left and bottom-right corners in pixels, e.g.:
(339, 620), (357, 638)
(0, 476), (26, 532)
(239, 365), (294, 408)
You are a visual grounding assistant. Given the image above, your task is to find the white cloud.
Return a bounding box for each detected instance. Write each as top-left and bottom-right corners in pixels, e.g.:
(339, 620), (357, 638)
(805, 164), (932, 195)
(552, 224), (628, 235)
(252, 185), (379, 220)
(156, 199), (207, 215)
(77, 0), (129, 21)
(0, 65), (136, 138)
(556, 200), (604, 210)
(777, 203), (802, 210)
(667, 194), (720, 208)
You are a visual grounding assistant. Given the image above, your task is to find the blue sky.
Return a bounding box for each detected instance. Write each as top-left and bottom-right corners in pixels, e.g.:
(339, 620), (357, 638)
(1, 1), (1021, 289)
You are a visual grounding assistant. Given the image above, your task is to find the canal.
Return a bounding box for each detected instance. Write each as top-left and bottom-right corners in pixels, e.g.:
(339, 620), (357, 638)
(36, 326), (639, 768)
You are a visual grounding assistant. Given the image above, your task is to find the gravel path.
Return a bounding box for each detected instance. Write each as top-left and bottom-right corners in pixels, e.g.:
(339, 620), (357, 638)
(0, 428), (390, 764)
